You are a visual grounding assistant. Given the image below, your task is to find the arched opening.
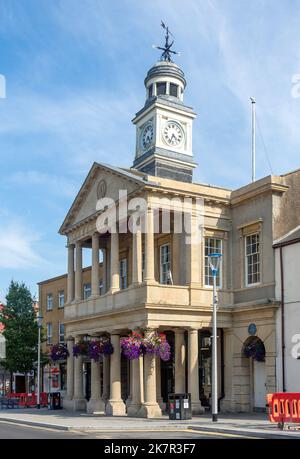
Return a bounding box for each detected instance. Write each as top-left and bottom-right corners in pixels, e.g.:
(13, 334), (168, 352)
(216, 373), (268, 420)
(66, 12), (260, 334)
(242, 336), (266, 411)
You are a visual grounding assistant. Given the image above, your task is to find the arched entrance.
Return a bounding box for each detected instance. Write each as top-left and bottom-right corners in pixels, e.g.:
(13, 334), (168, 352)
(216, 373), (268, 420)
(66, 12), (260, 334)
(242, 336), (266, 411)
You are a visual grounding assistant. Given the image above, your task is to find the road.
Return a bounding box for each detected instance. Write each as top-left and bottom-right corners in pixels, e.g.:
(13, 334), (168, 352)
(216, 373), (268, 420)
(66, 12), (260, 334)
(0, 421), (264, 439)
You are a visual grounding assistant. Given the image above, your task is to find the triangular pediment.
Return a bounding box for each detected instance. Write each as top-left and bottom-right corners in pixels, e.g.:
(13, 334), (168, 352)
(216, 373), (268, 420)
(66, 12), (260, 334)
(59, 162), (146, 234)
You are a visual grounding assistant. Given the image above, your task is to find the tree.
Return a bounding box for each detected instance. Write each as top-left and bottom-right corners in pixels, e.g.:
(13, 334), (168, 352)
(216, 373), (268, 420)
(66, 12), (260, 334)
(0, 281), (39, 376)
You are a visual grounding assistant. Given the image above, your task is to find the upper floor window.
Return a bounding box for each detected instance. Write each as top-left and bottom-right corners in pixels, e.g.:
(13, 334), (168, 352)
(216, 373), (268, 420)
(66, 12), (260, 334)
(59, 323), (65, 344)
(46, 294), (53, 311)
(46, 323), (52, 345)
(99, 279), (103, 296)
(170, 83), (178, 97)
(245, 233), (261, 286)
(205, 238), (222, 288)
(156, 82), (167, 96)
(120, 258), (128, 290)
(83, 283), (91, 300)
(58, 291), (65, 308)
(160, 244), (171, 285)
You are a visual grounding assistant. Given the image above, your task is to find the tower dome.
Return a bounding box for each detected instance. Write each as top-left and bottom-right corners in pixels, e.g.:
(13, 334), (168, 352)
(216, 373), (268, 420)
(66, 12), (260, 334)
(144, 61), (186, 104)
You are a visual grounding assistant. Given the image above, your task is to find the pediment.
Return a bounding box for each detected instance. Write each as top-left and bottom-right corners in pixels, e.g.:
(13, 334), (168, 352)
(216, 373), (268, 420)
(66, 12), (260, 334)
(59, 162), (146, 234)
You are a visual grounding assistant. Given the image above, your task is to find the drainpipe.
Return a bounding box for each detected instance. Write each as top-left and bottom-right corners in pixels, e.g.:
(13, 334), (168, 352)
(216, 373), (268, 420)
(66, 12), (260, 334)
(279, 246), (286, 392)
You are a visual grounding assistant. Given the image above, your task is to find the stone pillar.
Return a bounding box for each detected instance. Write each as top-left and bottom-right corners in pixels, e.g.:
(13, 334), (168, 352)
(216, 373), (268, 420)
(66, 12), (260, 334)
(175, 329), (186, 393)
(156, 356), (166, 411)
(73, 338), (86, 411)
(102, 248), (107, 294)
(140, 331), (162, 418)
(110, 232), (120, 293)
(65, 337), (74, 401)
(91, 233), (100, 297)
(144, 208), (155, 283)
(75, 241), (82, 302)
(67, 244), (75, 304)
(127, 357), (143, 417)
(132, 228), (142, 285)
(87, 358), (105, 414)
(188, 329), (204, 414)
(102, 354), (110, 402)
(106, 334), (126, 416)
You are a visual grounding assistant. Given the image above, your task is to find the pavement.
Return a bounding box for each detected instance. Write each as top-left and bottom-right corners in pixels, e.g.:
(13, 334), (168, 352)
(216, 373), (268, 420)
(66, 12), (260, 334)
(0, 409), (300, 438)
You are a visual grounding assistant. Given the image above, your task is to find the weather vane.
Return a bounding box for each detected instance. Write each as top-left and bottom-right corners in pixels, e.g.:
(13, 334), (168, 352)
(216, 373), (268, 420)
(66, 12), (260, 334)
(153, 21), (180, 62)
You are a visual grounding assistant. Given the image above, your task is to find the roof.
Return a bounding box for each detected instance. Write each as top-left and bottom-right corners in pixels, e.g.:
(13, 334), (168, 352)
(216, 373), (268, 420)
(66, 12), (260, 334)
(273, 225), (300, 248)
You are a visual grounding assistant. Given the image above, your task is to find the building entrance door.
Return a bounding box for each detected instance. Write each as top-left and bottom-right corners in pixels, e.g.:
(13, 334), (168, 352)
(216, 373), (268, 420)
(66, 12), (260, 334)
(253, 360), (266, 410)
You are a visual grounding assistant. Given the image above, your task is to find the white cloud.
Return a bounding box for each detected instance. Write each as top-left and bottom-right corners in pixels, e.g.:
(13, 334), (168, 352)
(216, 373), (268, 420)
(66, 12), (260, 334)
(0, 223), (44, 269)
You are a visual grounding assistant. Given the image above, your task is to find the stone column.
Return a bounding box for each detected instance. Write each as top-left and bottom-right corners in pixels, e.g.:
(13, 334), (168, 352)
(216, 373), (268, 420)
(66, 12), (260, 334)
(127, 357), (143, 417)
(132, 228), (142, 285)
(144, 208), (155, 283)
(106, 334), (126, 416)
(75, 241), (82, 302)
(156, 356), (166, 411)
(188, 329), (203, 414)
(102, 248), (107, 294)
(73, 338), (86, 411)
(91, 233), (100, 297)
(175, 329), (186, 393)
(67, 244), (75, 304)
(87, 358), (105, 414)
(140, 330), (162, 418)
(102, 354), (110, 402)
(65, 337), (74, 401)
(110, 232), (120, 293)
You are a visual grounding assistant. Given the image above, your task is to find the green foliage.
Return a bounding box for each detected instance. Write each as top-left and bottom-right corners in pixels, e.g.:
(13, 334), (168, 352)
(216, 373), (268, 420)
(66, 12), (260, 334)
(0, 281), (39, 373)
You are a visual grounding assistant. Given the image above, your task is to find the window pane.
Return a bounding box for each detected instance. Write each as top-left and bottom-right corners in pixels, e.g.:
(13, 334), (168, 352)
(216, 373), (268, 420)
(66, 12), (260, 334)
(170, 83), (178, 97)
(157, 82), (166, 95)
(205, 238), (222, 288)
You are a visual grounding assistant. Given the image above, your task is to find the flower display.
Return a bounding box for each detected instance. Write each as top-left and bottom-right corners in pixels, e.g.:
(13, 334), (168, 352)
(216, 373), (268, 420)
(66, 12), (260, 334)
(120, 331), (145, 360)
(49, 344), (69, 362)
(87, 338), (114, 360)
(120, 330), (171, 361)
(72, 340), (88, 357)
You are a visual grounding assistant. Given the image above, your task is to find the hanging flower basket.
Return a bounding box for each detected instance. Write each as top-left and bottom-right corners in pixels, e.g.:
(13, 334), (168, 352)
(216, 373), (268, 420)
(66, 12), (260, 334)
(49, 344), (69, 362)
(121, 330), (171, 362)
(243, 337), (265, 362)
(88, 338), (114, 361)
(120, 331), (145, 360)
(73, 340), (88, 358)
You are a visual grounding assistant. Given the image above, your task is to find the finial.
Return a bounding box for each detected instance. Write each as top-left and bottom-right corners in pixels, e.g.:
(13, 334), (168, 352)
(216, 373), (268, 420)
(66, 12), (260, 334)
(152, 21), (180, 62)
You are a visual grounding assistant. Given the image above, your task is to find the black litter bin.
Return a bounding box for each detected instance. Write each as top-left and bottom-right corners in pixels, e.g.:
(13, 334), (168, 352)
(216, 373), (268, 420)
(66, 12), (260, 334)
(48, 392), (61, 410)
(168, 393), (192, 420)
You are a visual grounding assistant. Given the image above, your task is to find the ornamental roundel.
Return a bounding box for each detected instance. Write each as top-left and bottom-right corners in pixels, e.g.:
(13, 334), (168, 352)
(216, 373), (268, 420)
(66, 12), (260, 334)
(97, 179), (107, 199)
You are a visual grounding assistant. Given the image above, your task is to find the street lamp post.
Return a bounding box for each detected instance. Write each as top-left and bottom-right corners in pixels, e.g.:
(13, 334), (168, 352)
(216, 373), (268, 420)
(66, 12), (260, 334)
(37, 314), (43, 409)
(208, 252), (222, 423)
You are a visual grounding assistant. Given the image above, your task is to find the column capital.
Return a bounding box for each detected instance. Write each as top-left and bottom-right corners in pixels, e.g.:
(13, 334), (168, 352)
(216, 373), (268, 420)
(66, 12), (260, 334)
(174, 328), (186, 335)
(66, 335), (75, 342)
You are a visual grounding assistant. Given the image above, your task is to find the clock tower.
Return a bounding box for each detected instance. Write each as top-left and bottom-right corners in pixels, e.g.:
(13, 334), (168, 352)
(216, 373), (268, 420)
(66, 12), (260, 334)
(132, 25), (197, 183)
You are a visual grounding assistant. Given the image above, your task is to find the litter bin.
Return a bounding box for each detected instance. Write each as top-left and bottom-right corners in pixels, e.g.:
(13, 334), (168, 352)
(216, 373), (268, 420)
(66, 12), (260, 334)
(48, 392), (61, 410)
(168, 393), (192, 420)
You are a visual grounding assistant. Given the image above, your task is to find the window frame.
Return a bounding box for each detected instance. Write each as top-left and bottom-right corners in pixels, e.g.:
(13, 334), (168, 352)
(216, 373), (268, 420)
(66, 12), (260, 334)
(204, 237), (223, 289)
(46, 294), (53, 311)
(46, 322), (52, 345)
(119, 258), (128, 290)
(169, 83), (178, 97)
(156, 82), (167, 96)
(83, 283), (92, 300)
(160, 243), (171, 285)
(58, 290), (65, 308)
(58, 322), (65, 344)
(245, 232), (261, 287)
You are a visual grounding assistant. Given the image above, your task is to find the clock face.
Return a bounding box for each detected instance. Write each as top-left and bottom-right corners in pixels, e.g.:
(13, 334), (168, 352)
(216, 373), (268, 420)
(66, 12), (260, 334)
(141, 122), (154, 150)
(163, 121), (184, 147)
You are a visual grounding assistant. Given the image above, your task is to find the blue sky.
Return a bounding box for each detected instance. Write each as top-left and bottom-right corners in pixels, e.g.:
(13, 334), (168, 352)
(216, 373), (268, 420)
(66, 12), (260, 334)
(1, 0), (300, 302)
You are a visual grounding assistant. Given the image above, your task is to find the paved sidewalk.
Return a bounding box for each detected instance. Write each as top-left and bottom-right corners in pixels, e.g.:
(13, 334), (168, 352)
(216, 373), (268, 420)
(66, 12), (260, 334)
(0, 409), (299, 438)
